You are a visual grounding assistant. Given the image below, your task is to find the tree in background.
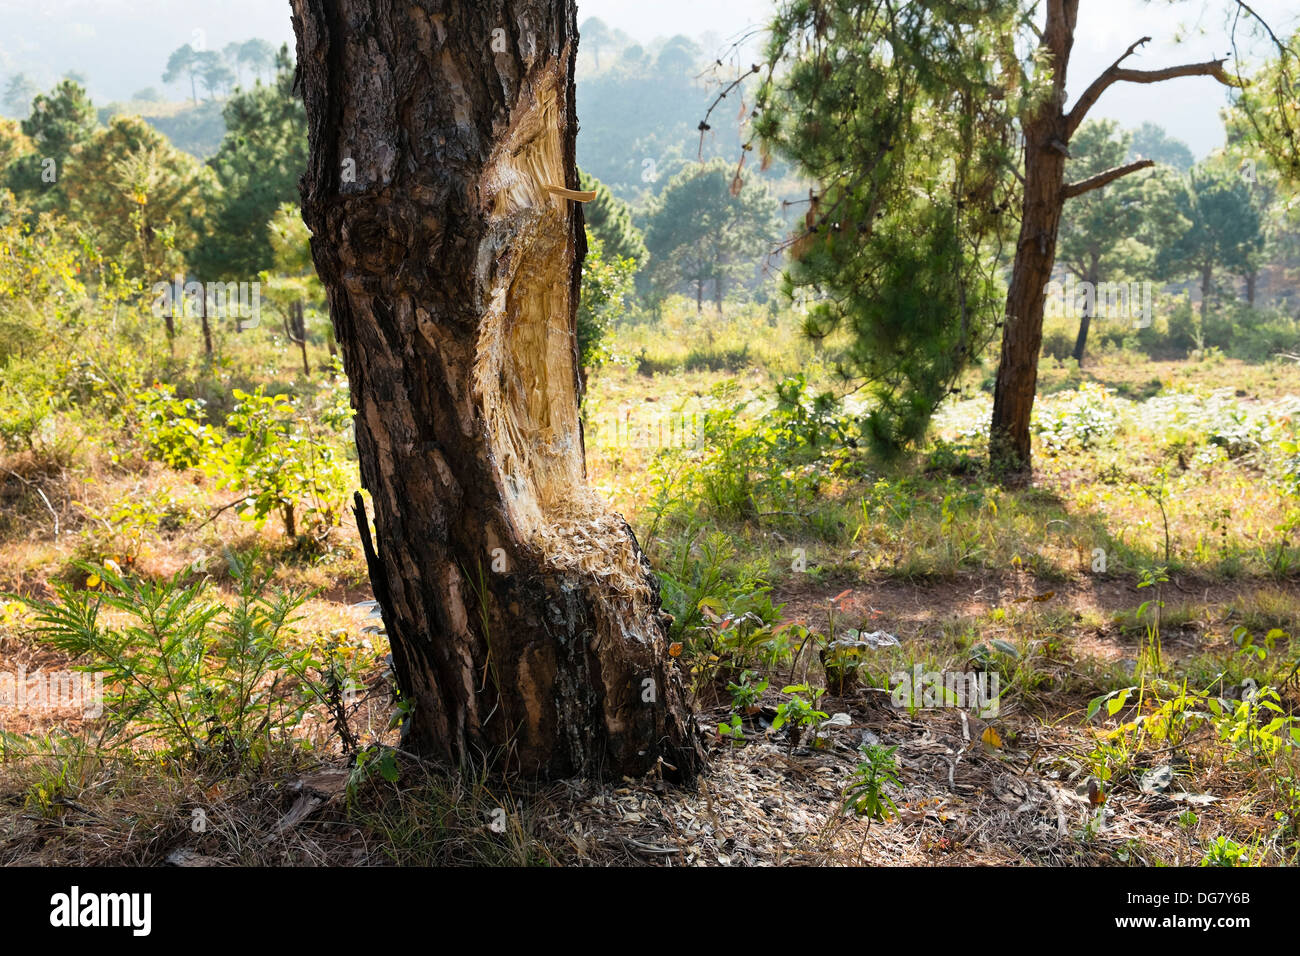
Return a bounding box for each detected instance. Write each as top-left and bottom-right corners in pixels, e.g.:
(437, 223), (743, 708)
(236, 39), (278, 85)
(193, 46), (306, 279)
(223, 43), (246, 86)
(655, 35), (701, 78)
(573, 28), (799, 206)
(643, 159), (780, 314)
(263, 201), (329, 374)
(3, 74), (40, 119)
(4, 80), (98, 213)
(195, 51), (236, 101)
(577, 232), (636, 393)
(754, 1), (1017, 454)
(753, 0), (1294, 479)
(163, 45), (201, 104)
(62, 116), (211, 300)
(577, 168), (647, 265)
(220, 41), (274, 90)
(1157, 162), (1264, 341)
(1129, 121), (1195, 173)
(0, 121), (33, 175)
(573, 169), (640, 391)
(580, 17), (613, 70)
(1056, 120), (1183, 364)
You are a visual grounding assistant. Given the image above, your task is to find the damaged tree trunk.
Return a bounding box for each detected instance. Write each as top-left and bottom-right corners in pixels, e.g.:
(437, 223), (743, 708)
(291, 0), (703, 781)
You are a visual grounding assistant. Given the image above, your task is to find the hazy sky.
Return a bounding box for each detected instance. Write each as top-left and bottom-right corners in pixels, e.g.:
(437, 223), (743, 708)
(576, 0), (1299, 157)
(1, 0), (1295, 157)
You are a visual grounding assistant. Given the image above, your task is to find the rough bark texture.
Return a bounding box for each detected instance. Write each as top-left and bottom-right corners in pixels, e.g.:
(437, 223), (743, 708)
(290, 0), (703, 782)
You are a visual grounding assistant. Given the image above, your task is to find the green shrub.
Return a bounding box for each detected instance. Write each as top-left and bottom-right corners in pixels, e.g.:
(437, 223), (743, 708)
(19, 561), (362, 769)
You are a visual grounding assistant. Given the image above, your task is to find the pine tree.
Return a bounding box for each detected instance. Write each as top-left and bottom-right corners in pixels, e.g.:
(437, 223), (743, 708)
(753, 0), (1297, 476)
(753, 0), (1018, 454)
(63, 115), (211, 284)
(1129, 122), (1195, 173)
(1157, 163), (1264, 332)
(4, 80), (98, 214)
(1056, 121), (1183, 364)
(3, 74), (40, 119)
(642, 158), (780, 314)
(193, 45), (307, 279)
(577, 168), (647, 265)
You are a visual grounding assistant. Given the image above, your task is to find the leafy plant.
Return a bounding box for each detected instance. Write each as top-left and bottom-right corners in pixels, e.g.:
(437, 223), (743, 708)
(820, 632), (874, 694)
(1200, 836), (1250, 867)
(771, 683), (828, 753)
(842, 743), (901, 822)
(215, 386), (350, 543)
(133, 383), (219, 469)
(726, 670), (768, 714)
(19, 560), (330, 768)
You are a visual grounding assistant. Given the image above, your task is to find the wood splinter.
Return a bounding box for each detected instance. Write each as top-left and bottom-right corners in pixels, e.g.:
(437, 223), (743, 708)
(544, 185), (597, 202)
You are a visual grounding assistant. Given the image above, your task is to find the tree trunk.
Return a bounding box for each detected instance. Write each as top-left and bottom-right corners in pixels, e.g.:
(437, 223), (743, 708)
(1200, 262), (1213, 331)
(990, 126), (1070, 478)
(990, 0), (1076, 481)
(200, 291), (214, 358)
(291, 0), (703, 782)
(1246, 269), (1256, 307)
(295, 300), (310, 376)
(695, 278), (703, 314)
(1070, 259), (1098, 365)
(987, 1), (1232, 480)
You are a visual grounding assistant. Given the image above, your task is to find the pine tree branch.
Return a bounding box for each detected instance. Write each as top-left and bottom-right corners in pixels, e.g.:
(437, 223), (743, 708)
(1066, 37), (1236, 137)
(1063, 159), (1154, 199)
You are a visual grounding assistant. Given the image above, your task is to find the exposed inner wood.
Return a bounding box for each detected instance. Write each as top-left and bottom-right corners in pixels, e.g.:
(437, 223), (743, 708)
(476, 68), (653, 607)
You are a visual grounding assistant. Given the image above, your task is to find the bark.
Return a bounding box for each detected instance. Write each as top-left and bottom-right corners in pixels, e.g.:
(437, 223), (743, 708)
(291, 0), (703, 782)
(1063, 159), (1153, 199)
(989, 2), (1077, 480)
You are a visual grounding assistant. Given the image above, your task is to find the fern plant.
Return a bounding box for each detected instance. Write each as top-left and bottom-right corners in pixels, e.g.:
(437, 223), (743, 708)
(20, 560), (332, 768)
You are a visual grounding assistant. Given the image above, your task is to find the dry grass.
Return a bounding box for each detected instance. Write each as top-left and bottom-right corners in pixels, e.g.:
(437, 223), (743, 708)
(2, 311), (1299, 866)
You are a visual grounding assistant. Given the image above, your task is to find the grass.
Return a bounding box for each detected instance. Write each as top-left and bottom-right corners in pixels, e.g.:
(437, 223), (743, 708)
(3, 294), (1300, 866)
